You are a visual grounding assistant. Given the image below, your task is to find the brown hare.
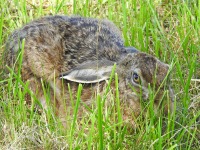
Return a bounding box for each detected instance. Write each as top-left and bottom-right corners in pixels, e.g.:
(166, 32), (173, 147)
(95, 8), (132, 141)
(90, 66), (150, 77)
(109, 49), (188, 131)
(4, 15), (174, 125)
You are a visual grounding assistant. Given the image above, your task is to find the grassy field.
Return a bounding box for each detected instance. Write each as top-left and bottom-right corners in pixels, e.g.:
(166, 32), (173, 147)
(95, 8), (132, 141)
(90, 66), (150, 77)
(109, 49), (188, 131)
(0, 0), (199, 149)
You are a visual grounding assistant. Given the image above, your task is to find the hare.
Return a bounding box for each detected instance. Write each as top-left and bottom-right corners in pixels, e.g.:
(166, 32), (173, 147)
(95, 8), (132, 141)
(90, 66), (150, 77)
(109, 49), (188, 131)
(4, 15), (174, 125)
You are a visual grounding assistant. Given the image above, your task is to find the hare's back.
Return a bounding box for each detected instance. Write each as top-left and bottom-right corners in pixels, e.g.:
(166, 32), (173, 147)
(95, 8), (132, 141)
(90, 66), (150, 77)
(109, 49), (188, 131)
(5, 15), (125, 79)
(6, 15), (124, 63)
(6, 17), (64, 56)
(4, 17), (65, 80)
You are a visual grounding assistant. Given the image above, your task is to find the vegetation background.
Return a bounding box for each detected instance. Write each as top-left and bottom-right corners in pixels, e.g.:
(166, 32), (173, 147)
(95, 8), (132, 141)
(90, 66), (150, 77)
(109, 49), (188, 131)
(0, 0), (199, 149)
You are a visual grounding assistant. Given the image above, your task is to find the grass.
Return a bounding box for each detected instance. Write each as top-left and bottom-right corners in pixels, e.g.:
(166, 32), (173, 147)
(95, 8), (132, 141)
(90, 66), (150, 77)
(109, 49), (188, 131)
(0, 0), (199, 149)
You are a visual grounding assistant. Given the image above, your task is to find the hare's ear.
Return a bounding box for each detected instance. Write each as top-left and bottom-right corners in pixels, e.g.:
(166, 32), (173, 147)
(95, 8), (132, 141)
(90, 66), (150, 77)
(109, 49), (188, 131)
(60, 60), (115, 83)
(125, 46), (139, 53)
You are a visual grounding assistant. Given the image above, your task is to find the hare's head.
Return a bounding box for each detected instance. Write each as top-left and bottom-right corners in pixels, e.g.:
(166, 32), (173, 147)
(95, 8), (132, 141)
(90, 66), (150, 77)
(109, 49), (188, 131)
(116, 52), (174, 114)
(60, 48), (174, 115)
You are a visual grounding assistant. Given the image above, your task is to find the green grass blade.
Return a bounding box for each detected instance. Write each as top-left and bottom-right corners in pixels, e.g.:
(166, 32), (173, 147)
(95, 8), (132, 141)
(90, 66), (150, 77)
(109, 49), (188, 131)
(70, 84), (82, 150)
(97, 94), (103, 150)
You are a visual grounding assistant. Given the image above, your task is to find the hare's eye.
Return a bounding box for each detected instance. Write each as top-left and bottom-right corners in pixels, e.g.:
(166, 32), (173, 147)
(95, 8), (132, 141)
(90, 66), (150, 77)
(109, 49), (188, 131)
(132, 73), (140, 84)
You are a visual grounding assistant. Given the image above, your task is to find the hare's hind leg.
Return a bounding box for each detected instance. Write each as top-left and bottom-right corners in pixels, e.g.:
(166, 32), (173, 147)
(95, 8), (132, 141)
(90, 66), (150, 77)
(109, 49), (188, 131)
(26, 73), (68, 126)
(48, 79), (68, 126)
(24, 45), (67, 126)
(25, 76), (48, 109)
(29, 74), (67, 126)
(26, 76), (67, 127)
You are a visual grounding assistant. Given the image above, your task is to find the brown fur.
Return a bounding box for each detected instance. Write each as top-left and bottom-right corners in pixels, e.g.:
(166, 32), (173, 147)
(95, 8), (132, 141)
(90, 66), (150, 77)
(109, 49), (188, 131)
(3, 15), (174, 126)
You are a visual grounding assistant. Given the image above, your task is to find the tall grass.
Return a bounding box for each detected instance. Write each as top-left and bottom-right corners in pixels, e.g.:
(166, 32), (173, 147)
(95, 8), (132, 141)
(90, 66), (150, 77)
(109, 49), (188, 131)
(0, 0), (199, 149)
